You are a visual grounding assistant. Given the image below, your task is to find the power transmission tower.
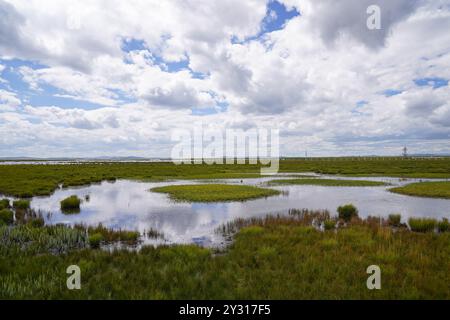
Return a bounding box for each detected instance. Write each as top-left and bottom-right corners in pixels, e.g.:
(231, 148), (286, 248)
(402, 146), (408, 158)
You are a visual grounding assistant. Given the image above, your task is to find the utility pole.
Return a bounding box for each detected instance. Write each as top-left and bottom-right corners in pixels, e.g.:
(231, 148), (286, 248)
(402, 146), (408, 158)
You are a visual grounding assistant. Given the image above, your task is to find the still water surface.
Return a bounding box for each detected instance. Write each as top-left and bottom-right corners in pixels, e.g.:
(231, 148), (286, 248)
(21, 175), (450, 246)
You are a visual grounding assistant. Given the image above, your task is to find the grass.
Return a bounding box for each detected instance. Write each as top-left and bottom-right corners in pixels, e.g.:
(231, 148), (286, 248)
(268, 178), (387, 187)
(390, 181), (450, 199)
(1, 158), (450, 197)
(75, 224), (143, 245)
(438, 219), (450, 233)
(0, 224), (88, 255)
(217, 209), (332, 235)
(323, 220), (336, 230)
(0, 199), (10, 210)
(60, 195), (81, 213)
(14, 208), (45, 227)
(280, 157), (450, 179)
(0, 219), (145, 255)
(0, 212), (449, 299)
(0, 209), (14, 225)
(151, 184), (280, 202)
(408, 218), (437, 233)
(13, 199), (30, 210)
(388, 214), (402, 227)
(0, 159), (449, 298)
(88, 233), (103, 249)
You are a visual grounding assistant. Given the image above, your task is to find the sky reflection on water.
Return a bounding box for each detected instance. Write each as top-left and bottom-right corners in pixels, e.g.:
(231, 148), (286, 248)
(25, 176), (450, 246)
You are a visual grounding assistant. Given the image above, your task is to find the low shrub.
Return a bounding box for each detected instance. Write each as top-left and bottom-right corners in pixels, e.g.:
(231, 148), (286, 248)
(0, 209), (14, 225)
(408, 218), (437, 233)
(337, 204), (359, 222)
(60, 195), (81, 212)
(13, 199), (30, 210)
(0, 199), (10, 210)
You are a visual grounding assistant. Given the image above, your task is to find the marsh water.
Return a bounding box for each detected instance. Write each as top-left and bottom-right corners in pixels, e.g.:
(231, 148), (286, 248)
(10, 174), (448, 247)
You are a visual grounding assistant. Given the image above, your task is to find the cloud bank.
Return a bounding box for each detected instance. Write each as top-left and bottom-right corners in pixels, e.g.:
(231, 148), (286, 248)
(0, 0), (449, 157)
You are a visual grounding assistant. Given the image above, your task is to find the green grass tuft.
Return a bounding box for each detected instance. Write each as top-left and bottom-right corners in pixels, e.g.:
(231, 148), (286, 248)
(151, 184), (280, 202)
(408, 218), (437, 233)
(390, 181), (450, 199)
(13, 199), (30, 210)
(0, 224), (88, 254)
(437, 218), (450, 233)
(77, 224), (142, 245)
(0, 199), (10, 210)
(337, 204), (359, 222)
(88, 233), (104, 249)
(0, 209), (14, 225)
(60, 195), (81, 213)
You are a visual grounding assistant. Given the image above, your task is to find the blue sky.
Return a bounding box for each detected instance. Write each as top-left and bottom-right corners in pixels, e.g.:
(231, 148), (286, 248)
(1, 1), (303, 115)
(414, 77), (449, 89)
(263, 0), (300, 32)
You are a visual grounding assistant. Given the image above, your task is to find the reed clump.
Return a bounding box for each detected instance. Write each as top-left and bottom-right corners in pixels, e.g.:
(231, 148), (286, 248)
(437, 218), (450, 233)
(14, 209), (45, 227)
(89, 233), (104, 249)
(408, 218), (437, 233)
(218, 209), (331, 236)
(0, 224), (88, 255)
(388, 214), (402, 227)
(75, 223), (142, 245)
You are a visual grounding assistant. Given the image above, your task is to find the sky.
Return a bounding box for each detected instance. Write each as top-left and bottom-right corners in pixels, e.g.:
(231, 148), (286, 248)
(0, 0), (450, 158)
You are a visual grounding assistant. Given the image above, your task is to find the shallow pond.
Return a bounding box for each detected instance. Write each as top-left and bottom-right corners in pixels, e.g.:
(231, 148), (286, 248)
(9, 175), (450, 247)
